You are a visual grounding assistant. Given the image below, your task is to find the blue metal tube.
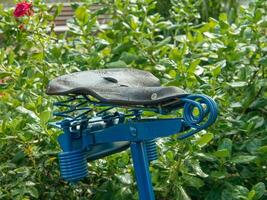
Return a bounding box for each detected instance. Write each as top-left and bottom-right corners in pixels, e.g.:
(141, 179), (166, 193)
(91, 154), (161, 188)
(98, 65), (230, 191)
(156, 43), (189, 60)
(60, 120), (72, 151)
(130, 142), (155, 200)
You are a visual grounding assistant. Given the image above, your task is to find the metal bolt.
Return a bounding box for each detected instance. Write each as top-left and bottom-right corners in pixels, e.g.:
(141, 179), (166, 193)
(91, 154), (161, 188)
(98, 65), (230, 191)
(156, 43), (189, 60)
(151, 93), (157, 100)
(130, 126), (137, 137)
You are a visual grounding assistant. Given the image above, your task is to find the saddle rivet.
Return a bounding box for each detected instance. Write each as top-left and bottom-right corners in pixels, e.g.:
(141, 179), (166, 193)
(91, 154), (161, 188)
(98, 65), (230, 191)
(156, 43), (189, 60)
(151, 93), (157, 100)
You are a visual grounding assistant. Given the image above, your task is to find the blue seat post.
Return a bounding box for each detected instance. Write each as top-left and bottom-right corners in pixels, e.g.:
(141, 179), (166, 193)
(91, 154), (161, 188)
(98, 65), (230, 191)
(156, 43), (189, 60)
(130, 141), (155, 200)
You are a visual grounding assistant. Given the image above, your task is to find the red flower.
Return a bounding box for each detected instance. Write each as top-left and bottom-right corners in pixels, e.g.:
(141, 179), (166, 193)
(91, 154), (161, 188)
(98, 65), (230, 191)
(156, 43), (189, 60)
(13, 1), (33, 18)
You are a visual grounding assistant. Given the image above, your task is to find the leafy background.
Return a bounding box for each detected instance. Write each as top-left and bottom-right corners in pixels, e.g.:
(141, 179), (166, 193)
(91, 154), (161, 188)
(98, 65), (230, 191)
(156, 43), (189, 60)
(0, 0), (266, 199)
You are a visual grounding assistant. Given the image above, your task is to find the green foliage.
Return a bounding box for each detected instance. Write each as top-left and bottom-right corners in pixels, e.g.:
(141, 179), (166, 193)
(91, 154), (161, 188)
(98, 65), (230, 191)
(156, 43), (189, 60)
(0, 0), (266, 199)
(156, 0), (240, 23)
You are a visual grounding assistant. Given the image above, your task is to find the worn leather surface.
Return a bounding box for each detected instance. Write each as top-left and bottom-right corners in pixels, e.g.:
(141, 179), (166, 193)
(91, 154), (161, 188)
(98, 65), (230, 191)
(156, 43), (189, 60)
(46, 68), (188, 105)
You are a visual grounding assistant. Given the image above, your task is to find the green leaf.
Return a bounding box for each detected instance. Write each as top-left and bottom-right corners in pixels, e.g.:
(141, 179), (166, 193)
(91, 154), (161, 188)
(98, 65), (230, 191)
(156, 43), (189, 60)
(203, 32), (218, 39)
(105, 60), (128, 68)
(52, 4), (63, 19)
(257, 145), (267, 153)
(25, 181), (36, 186)
(259, 56), (267, 67)
(155, 37), (171, 48)
(16, 106), (38, 121)
(196, 133), (214, 147)
(195, 152), (217, 162)
(247, 190), (256, 200)
(233, 185), (249, 199)
(166, 151), (174, 161)
(174, 35), (187, 42)
(130, 15), (139, 30)
(190, 160), (208, 177)
(194, 74), (206, 84)
(246, 139), (261, 154)
(219, 13), (228, 22)
(40, 111), (51, 127)
(183, 175), (204, 189)
(212, 66), (221, 77)
(0, 72), (11, 79)
(210, 170), (227, 179)
(230, 102), (242, 108)
(231, 155), (257, 164)
(205, 187), (222, 200)
(116, 173), (132, 185)
(75, 6), (89, 23)
(228, 81), (248, 88)
(177, 186), (191, 200)
(155, 65), (166, 72)
(51, 47), (62, 58)
(213, 149), (230, 158)
(218, 138), (233, 155)
(252, 182), (265, 200)
(67, 21), (83, 34)
(11, 151), (25, 164)
(120, 52), (138, 64)
(188, 59), (200, 74)
(27, 187), (39, 198)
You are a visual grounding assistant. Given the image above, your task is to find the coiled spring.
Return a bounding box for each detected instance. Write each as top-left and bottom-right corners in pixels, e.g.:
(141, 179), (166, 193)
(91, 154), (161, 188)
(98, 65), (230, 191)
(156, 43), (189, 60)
(179, 94), (218, 139)
(58, 150), (88, 182)
(145, 139), (158, 162)
(52, 95), (145, 129)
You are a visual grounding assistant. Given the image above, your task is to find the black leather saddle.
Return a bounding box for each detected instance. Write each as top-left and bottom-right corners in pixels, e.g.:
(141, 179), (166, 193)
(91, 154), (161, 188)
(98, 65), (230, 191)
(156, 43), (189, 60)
(46, 68), (187, 106)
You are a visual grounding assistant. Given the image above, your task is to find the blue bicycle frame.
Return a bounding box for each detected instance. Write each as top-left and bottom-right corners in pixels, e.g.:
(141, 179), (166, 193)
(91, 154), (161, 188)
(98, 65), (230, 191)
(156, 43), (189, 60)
(50, 94), (218, 200)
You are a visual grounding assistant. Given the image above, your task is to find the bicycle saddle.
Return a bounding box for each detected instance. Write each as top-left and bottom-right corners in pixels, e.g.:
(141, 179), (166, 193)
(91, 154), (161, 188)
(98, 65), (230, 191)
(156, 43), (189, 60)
(46, 68), (187, 106)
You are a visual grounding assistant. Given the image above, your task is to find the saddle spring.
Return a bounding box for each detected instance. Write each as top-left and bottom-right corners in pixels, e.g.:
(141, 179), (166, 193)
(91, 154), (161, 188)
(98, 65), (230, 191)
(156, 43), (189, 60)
(52, 95), (160, 177)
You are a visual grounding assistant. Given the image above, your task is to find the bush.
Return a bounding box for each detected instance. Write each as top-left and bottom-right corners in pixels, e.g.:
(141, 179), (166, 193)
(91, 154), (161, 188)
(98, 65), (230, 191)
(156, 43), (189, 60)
(0, 0), (266, 199)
